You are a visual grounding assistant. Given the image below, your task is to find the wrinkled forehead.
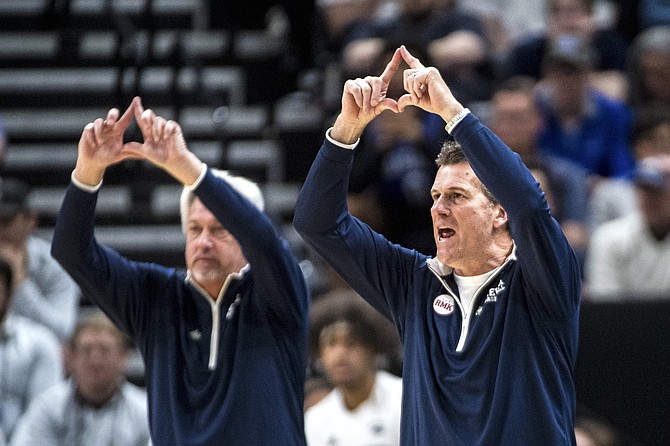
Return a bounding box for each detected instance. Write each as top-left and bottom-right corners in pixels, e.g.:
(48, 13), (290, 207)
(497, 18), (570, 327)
(433, 162), (481, 190)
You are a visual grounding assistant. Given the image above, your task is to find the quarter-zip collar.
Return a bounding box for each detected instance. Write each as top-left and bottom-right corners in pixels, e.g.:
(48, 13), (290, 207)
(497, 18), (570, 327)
(426, 244), (517, 351)
(186, 264), (250, 370)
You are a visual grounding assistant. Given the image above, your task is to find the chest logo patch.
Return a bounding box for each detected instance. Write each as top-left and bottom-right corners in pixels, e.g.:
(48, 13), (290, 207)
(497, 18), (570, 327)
(433, 294), (455, 316)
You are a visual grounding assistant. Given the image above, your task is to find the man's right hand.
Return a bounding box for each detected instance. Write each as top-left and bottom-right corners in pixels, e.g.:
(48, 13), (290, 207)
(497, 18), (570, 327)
(331, 47), (403, 145)
(74, 97), (138, 187)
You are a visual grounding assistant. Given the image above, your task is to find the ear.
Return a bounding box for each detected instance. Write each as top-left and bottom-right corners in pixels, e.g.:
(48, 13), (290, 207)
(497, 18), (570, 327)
(492, 204), (508, 230)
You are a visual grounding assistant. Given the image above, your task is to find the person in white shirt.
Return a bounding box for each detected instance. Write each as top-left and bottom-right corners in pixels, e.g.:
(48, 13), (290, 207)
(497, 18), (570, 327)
(585, 154), (670, 300)
(0, 250), (63, 443)
(10, 311), (150, 446)
(305, 288), (402, 446)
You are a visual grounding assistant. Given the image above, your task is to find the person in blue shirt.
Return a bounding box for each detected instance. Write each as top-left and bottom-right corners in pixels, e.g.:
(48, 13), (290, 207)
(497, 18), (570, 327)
(535, 35), (635, 179)
(51, 97), (310, 446)
(293, 46), (581, 445)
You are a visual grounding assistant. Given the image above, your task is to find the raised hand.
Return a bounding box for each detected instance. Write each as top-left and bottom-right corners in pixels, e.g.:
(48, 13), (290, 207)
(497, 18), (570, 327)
(74, 98), (138, 186)
(124, 97), (203, 186)
(332, 47), (403, 144)
(397, 45), (464, 121)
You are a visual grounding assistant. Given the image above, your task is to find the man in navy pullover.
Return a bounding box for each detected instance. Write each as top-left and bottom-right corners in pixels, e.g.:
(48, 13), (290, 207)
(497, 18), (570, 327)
(294, 46), (581, 445)
(51, 97), (310, 446)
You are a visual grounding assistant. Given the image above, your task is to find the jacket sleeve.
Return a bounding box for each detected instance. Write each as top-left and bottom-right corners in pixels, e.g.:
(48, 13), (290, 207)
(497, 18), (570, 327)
(50, 183), (165, 341)
(293, 139), (425, 329)
(451, 113), (581, 319)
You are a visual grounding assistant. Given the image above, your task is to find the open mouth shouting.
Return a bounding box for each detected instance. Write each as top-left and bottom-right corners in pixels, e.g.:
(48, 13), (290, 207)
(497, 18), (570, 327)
(437, 227), (456, 241)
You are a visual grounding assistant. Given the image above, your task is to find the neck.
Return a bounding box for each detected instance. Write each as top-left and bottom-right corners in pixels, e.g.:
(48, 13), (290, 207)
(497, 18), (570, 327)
(76, 384), (120, 409)
(340, 372), (376, 411)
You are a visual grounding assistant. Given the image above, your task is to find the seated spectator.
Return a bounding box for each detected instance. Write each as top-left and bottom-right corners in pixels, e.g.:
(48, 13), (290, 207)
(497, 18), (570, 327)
(626, 25), (670, 110)
(305, 289), (402, 446)
(0, 177), (80, 342)
(535, 35), (635, 180)
(487, 76), (591, 261)
(585, 154), (670, 300)
(459, 0), (547, 55)
(340, 0), (496, 103)
(10, 311), (150, 446)
(587, 104), (670, 231)
(0, 251), (63, 443)
(313, 0), (387, 62)
(505, 0), (629, 99)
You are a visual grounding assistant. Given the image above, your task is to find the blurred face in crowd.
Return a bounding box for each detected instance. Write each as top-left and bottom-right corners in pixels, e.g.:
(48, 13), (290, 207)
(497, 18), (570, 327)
(636, 181), (670, 240)
(0, 212), (36, 246)
(319, 322), (376, 390)
(634, 122), (670, 160)
(639, 50), (670, 105)
(490, 90), (544, 158)
(70, 327), (129, 406)
(543, 66), (589, 116)
(185, 198), (247, 299)
(548, 0), (593, 40)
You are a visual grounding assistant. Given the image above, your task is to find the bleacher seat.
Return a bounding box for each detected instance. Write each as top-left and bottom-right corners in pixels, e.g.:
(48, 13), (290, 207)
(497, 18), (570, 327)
(0, 0), (50, 31)
(28, 185), (133, 222)
(180, 105), (269, 139)
(0, 32), (60, 67)
(225, 139), (283, 183)
(1, 106), (175, 143)
(0, 68), (119, 107)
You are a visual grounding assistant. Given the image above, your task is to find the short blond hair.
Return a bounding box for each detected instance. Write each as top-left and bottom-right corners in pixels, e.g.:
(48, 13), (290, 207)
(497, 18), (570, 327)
(70, 311), (132, 350)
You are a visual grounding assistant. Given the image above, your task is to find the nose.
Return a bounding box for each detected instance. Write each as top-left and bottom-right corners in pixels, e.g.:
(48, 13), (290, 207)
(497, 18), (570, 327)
(194, 229), (215, 249)
(432, 197), (450, 215)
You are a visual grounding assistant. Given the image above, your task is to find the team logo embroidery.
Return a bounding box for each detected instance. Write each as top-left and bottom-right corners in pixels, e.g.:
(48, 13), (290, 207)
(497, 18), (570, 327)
(226, 294), (242, 320)
(475, 279), (506, 316)
(189, 329), (202, 341)
(433, 294), (455, 316)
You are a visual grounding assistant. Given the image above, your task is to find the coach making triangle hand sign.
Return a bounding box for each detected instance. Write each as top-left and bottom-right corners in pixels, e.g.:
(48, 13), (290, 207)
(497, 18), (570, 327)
(294, 45), (582, 446)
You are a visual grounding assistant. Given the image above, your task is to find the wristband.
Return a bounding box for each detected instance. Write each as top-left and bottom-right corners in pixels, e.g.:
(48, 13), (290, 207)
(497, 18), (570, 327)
(445, 108), (471, 135)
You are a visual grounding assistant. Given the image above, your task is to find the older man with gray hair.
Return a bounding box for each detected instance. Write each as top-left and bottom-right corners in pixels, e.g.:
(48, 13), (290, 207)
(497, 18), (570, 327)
(51, 97), (310, 446)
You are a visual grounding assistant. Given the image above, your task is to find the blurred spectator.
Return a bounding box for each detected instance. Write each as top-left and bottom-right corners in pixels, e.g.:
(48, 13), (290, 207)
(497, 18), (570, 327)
(459, 0), (547, 55)
(340, 0), (496, 103)
(639, 0), (670, 30)
(10, 311), (150, 446)
(0, 250), (63, 443)
(0, 177), (80, 342)
(535, 35), (635, 179)
(587, 105), (670, 231)
(626, 25), (670, 110)
(313, 0), (387, 62)
(505, 0), (629, 99)
(305, 289), (402, 446)
(487, 76), (591, 261)
(585, 154), (670, 300)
